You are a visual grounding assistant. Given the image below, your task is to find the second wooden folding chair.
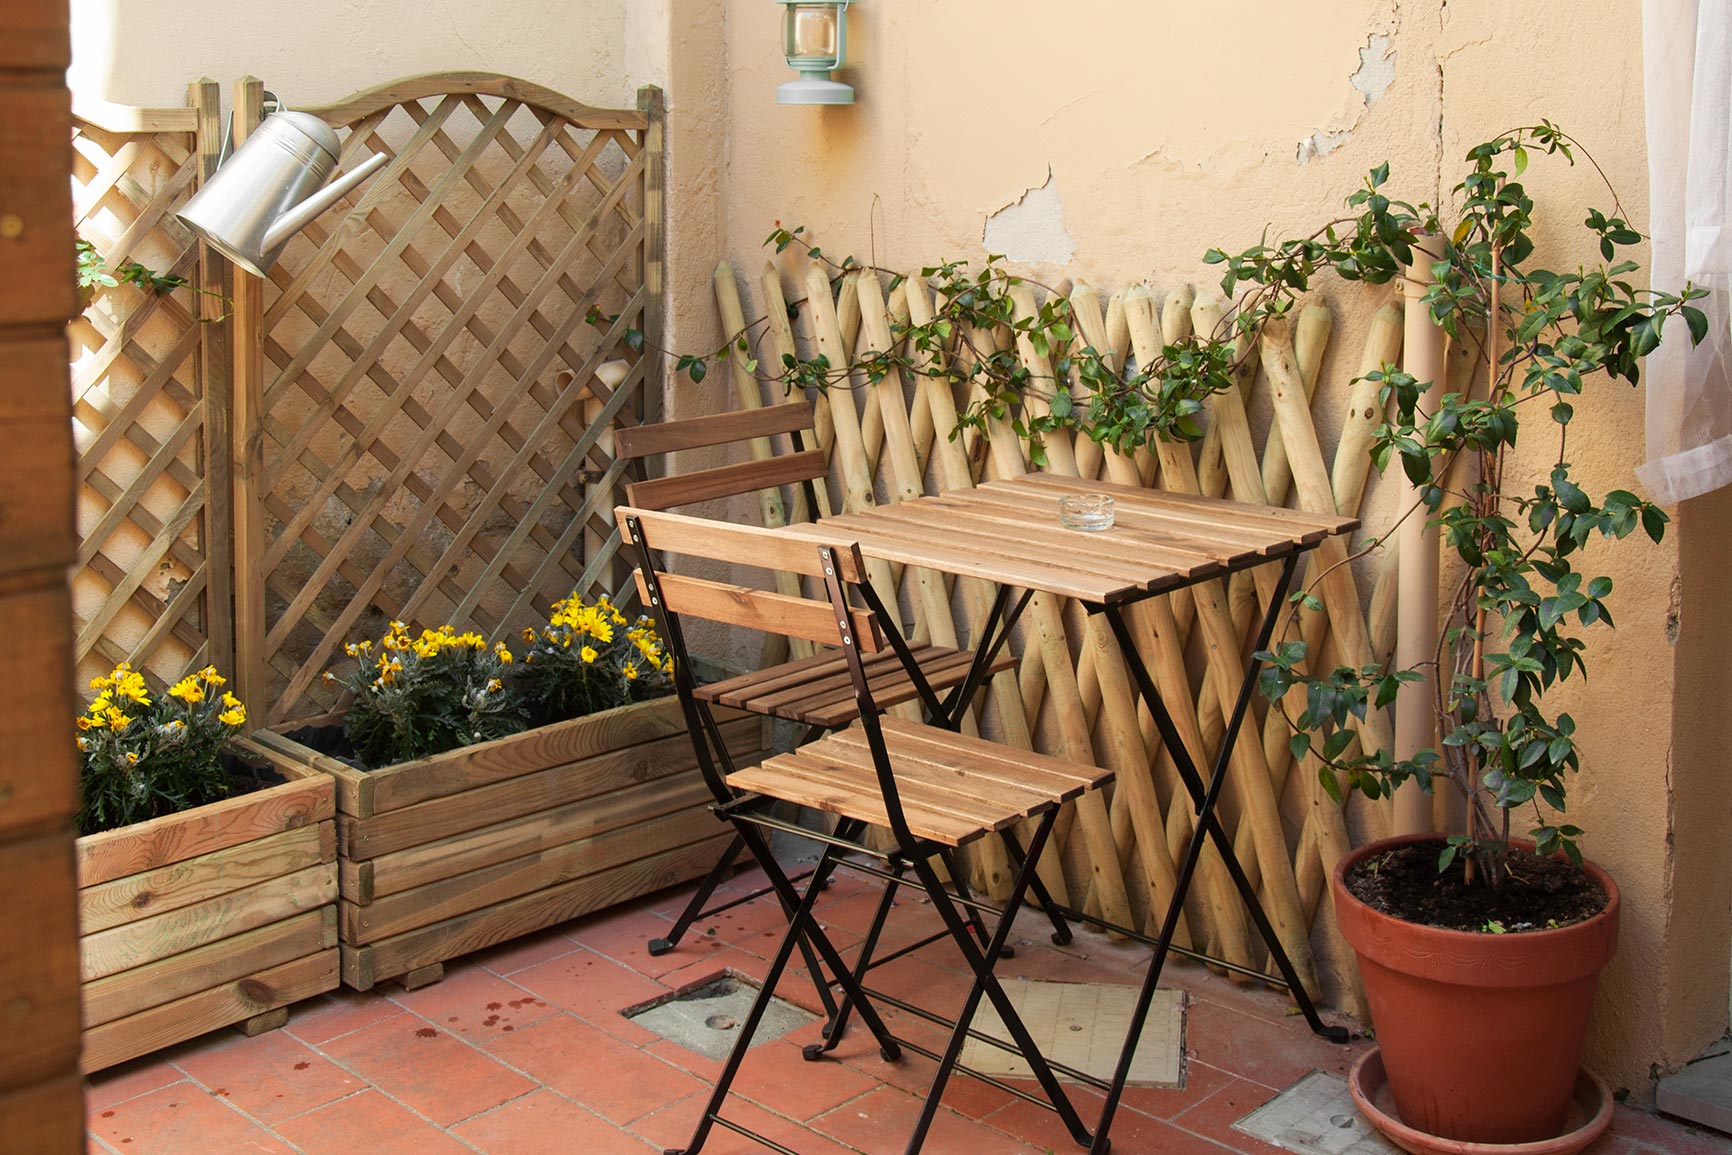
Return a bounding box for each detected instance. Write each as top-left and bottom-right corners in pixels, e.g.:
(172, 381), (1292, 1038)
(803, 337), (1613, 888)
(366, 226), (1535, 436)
(614, 400), (1022, 958)
(620, 506), (1114, 1155)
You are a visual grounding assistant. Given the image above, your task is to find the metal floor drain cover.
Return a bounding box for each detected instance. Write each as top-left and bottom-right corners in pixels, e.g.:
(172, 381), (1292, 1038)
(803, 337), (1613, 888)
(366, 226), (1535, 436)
(624, 972), (815, 1061)
(1234, 1071), (1399, 1155)
(958, 980), (1185, 1087)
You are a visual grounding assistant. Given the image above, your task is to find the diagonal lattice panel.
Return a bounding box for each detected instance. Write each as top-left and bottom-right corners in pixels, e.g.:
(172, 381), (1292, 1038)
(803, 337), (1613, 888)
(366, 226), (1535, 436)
(249, 76), (660, 725)
(67, 92), (230, 698)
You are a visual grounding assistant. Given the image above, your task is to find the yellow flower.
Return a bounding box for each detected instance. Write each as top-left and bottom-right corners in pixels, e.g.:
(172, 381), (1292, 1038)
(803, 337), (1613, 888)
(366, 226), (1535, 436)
(124, 751), (140, 765)
(622, 661), (639, 681)
(105, 707), (134, 731)
(218, 706), (246, 727)
(75, 715), (96, 732)
(222, 692), (242, 709)
(494, 643), (513, 664)
(486, 678), (503, 693)
(75, 736), (87, 751)
(168, 676), (204, 704)
(521, 627), (537, 643)
(199, 665), (225, 686)
(580, 645), (598, 664)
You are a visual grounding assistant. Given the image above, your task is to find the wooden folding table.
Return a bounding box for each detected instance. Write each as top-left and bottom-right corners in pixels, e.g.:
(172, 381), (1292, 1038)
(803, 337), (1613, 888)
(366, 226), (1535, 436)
(776, 471), (1358, 1152)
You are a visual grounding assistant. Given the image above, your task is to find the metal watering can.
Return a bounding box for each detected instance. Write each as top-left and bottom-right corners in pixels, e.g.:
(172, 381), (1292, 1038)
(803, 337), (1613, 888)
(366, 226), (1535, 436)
(176, 110), (388, 278)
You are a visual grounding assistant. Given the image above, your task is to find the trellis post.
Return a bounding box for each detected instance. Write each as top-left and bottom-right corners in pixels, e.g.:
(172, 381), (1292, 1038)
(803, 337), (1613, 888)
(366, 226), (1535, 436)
(638, 84), (666, 430)
(190, 77), (235, 684)
(229, 76), (267, 722)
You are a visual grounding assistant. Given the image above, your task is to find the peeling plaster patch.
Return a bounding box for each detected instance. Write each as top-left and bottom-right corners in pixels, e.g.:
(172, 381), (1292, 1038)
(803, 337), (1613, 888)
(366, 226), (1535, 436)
(1352, 33), (1398, 103)
(1296, 32), (1397, 164)
(983, 170), (1076, 266)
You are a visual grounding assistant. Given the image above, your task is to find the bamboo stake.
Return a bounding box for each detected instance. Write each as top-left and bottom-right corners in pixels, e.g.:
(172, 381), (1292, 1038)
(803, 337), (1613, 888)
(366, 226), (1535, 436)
(802, 265), (900, 613)
(1393, 236), (1446, 837)
(999, 284), (1136, 935)
(856, 271), (1012, 893)
(1126, 288), (1318, 987)
(715, 262), (813, 663)
(760, 262), (833, 516)
(905, 275), (1066, 905)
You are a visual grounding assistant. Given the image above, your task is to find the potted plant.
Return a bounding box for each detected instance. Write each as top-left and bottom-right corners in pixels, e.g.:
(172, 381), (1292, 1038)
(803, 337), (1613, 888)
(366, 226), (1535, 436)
(238, 593), (761, 991)
(72, 662), (339, 1072)
(1231, 127), (1706, 1145)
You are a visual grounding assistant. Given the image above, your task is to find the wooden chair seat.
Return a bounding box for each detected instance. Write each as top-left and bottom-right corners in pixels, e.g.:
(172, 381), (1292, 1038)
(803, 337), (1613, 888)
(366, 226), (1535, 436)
(725, 715), (1112, 847)
(694, 641), (1016, 729)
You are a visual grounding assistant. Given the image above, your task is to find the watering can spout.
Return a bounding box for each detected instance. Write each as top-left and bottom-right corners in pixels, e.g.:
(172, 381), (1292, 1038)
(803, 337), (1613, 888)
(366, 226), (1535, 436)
(261, 151), (388, 252)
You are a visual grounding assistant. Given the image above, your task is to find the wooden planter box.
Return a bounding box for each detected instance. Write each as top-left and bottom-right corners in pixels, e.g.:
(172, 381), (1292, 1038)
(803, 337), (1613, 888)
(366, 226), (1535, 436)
(239, 696), (760, 991)
(75, 764), (340, 1073)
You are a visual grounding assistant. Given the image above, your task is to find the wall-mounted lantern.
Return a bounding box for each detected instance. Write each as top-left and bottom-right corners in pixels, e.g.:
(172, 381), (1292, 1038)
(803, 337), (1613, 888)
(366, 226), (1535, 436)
(777, 1), (854, 105)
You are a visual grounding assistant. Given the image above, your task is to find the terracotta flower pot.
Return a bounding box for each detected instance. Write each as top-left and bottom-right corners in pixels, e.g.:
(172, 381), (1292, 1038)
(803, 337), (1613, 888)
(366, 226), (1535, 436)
(1333, 834), (1620, 1145)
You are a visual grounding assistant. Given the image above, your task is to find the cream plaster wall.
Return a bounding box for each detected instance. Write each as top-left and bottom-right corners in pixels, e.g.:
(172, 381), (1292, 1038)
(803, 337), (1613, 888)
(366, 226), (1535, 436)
(709, 0), (1732, 1096)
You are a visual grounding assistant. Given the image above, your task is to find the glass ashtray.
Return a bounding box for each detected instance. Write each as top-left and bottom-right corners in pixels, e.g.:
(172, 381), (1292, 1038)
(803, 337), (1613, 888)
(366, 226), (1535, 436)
(1058, 493), (1115, 532)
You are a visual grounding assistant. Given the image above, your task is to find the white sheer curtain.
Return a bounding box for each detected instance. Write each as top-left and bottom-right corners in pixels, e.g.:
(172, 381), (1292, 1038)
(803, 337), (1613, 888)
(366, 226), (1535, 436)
(1639, 0), (1732, 504)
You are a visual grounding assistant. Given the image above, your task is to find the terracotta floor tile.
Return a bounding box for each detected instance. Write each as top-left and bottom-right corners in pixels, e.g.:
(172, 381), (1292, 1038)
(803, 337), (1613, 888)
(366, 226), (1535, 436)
(1182, 998), (1357, 1088)
(734, 1037), (884, 1120)
(271, 1089), (477, 1155)
(507, 947), (673, 1045)
(389, 962), (559, 1044)
(453, 1087), (659, 1154)
(172, 1029), (361, 1124)
(485, 1012), (708, 1125)
(635, 1092), (869, 1155)
(812, 1084), (1049, 1155)
(87, 1083), (294, 1155)
(984, 1091), (1249, 1155)
(1605, 1105), (1732, 1154)
(470, 926), (584, 976)
(84, 1057), (187, 1113)
(560, 901), (689, 976)
(1170, 1076), (1288, 1155)
(1117, 1059), (1242, 1121)
(282, 986), (404, 1046)
(318, 1014), (536, 1126)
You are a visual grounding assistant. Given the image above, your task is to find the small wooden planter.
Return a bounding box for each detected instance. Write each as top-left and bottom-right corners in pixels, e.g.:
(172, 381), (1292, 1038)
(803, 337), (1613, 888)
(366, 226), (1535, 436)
(240, 696), (758, 991)
(75, 764), (340, 1073)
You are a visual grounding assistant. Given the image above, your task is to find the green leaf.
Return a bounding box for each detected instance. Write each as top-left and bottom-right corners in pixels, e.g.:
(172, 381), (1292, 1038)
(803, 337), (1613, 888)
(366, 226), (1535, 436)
(686, 357), (707, 384)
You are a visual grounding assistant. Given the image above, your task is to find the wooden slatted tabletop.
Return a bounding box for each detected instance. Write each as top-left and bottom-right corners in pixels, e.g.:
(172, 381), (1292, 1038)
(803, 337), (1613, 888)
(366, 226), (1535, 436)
(776, 473), (1358, 604)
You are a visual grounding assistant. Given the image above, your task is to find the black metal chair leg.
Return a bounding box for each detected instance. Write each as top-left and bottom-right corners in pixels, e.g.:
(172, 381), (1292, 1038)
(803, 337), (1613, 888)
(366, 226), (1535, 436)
(902, 811), (1094, 1153)
(664, 829), (898, 1155)
(937, 848), (1010, 959)
(649, 833), (747, 956)
(815, 857), (907, 1055)
(1002, 826), (1072, 946)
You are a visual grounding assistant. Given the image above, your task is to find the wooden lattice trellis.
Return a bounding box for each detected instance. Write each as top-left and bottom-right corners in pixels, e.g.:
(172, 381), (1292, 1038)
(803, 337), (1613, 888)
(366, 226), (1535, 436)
(68, 83), (232, 695)
(242, 75), (663, 726)
(711, 261), (1409, 1014)
(64, 75), (664, 728)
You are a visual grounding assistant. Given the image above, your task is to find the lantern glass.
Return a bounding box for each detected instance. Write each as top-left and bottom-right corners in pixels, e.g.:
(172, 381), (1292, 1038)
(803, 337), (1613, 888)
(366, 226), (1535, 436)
(784, 3), (841, 70)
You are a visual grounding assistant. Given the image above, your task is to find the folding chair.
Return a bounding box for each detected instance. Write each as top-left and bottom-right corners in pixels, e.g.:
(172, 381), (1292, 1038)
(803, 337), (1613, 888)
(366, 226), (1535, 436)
(621, 506), (1114, 1155)
(615, 401), (1020, 958)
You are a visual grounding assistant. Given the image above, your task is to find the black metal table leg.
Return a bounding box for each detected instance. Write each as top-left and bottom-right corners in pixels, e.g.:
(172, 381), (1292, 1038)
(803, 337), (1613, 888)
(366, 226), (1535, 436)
(1087, 553), (1347, 1155)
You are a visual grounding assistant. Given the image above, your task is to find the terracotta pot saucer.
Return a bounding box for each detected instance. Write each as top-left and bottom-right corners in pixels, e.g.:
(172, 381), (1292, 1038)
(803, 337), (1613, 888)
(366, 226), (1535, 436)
(1348, 1048), (1614, 1155)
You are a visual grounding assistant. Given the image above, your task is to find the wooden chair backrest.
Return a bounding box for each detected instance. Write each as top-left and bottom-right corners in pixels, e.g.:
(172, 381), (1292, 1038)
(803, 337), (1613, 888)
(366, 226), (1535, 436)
(614, 401), (825, 512)
(618, 506), (882, 654)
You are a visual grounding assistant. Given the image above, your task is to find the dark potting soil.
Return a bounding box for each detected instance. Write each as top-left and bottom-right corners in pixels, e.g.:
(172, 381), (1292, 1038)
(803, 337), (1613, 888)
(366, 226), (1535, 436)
(282, 723), (373, 772)
(1344, 843), (1607, 933)
(224, 751), (288, 795)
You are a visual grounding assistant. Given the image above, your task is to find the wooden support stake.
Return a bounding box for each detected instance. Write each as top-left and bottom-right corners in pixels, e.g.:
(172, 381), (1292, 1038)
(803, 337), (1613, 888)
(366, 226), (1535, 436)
(760, 262), (833, 516)
(714, 262), (812, 662)
(230, 77), (268, 722)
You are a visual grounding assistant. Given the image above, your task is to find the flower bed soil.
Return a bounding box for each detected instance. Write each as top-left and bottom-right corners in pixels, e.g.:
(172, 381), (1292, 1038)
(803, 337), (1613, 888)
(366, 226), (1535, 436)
(1344, 842), (1608, 934)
